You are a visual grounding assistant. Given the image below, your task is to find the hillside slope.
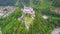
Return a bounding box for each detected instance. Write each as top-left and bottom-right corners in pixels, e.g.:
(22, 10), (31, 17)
(0, 8), (60, 34)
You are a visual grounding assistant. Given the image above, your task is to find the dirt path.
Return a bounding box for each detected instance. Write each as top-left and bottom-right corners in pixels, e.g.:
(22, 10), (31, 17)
(12, 27), (20, 34)
(16, 26), (20, 34)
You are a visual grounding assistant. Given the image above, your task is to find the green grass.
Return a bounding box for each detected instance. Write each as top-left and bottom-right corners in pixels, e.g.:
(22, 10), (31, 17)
(26, 14), (34, 24)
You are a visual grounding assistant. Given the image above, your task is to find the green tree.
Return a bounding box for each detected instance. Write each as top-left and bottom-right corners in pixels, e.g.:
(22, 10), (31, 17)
(52, 0), (60, 7)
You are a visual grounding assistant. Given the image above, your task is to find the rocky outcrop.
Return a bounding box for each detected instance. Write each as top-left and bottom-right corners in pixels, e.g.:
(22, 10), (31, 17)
(0, 6), (17, 18)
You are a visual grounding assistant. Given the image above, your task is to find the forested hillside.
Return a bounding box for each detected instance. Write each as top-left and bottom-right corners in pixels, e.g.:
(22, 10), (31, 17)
(0, 0), (17, 6)
(0, 0), (60, 34)
(0, 0), (60, 7)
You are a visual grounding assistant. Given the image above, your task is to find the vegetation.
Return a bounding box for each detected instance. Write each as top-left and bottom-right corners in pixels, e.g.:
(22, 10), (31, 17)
(0, 0), (60, 34)
(0, 0), (17, 6)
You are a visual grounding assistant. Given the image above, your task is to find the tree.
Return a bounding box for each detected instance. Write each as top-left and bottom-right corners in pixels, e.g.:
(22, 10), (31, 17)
(52, 0), (60, 7)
